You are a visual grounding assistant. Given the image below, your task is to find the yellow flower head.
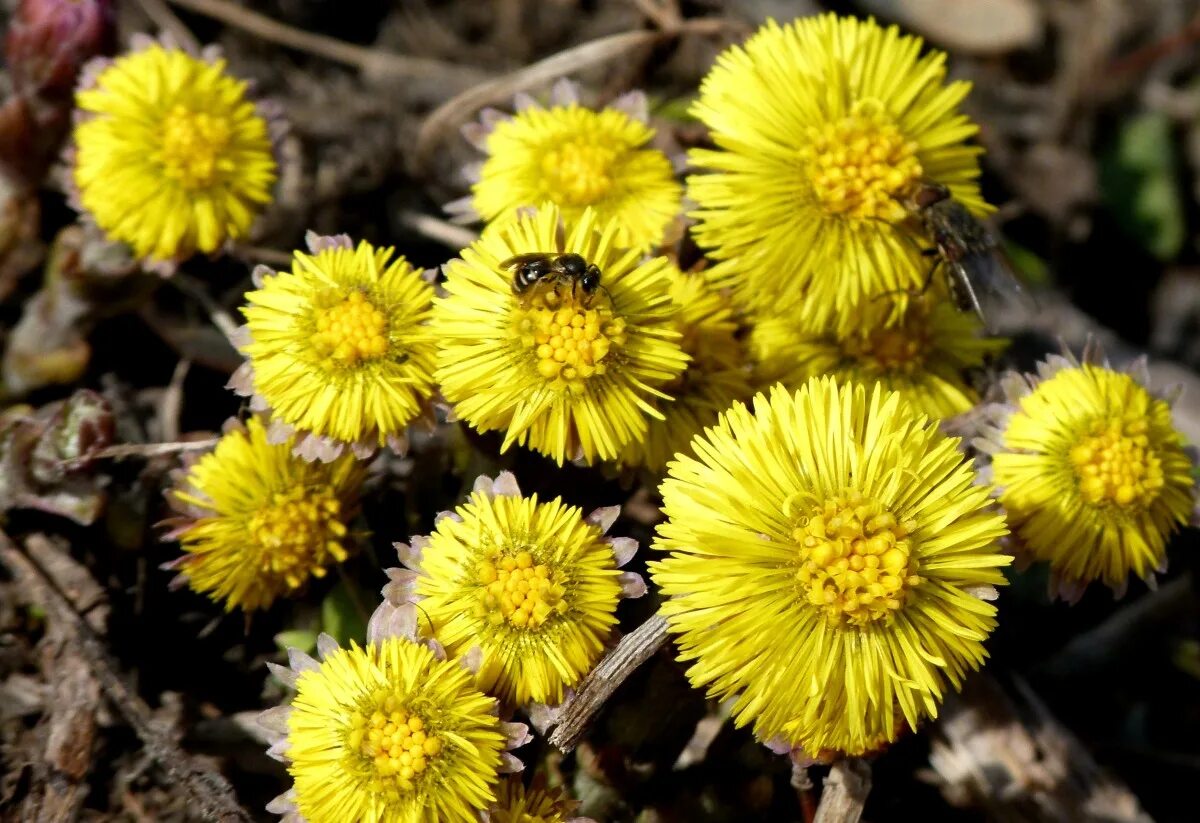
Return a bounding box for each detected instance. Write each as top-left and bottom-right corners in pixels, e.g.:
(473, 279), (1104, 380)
(490, 774), (582, 823)
(688, 14), (986, 332)
(231, 233), (437, 462)
(750, 294), (1006, 420)
(371, 473), (644, 707)
(260, 633), (531, 823)
(651, 379), (1010, 757)
(72, 41), (277, 267)
(163, 417), (365, 612)
(455, 81), (682, 252)
(976, 347), (1197, 601)
(620, 265), (752, 471)
(433, 204), (689, 465)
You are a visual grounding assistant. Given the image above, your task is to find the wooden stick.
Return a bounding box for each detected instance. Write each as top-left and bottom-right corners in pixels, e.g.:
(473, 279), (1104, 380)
(813, 759), (872, 823)
(547, 613), (669, 752)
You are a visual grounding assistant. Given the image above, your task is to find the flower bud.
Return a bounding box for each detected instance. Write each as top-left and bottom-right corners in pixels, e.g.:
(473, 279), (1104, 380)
(5, 0), (115, 97)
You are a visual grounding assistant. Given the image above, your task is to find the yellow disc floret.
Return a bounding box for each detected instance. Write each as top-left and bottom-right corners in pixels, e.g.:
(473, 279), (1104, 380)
(541, 140), (618, 205)
(314, 291), (391, 365)
(476, 550), (568, 630)
(793, 491), (922, 627)
(246, 486), (348, 589)
(1069, 418), (1165, 509)
(157, 105), (234, 190)
(518, 289), (624, 387)
(799, 101), (923, 222)
(347, 692), (443, 795)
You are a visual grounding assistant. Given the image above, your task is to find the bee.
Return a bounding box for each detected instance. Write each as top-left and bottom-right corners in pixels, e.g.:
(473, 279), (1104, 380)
(502, 252), (604, 301)
(902, 181), (1036, 330)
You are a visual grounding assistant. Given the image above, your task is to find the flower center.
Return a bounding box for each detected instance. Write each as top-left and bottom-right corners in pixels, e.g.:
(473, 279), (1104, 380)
(1069, 417), (1165, 509)
(791, 491), (921, 627)
(157, 104), (234, 189)
(475, 549), (568, 629)
(540, 139), (618, 205)
(346, 690), (443, 796)
(516, 288), (624, 387)
(247, 485), (348, 589)
(839, 313), (931, 374)
(314, 291), (390, 365)
(798, 101), (922, 222)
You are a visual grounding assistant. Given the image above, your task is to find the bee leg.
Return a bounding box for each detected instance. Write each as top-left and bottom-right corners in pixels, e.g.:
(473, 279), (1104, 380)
(918, 257), (942, 294)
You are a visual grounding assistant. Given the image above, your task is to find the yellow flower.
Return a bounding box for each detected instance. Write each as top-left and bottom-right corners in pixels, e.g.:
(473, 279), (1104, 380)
(231, 234), (437, 462)
(260, 633), (530, 823)
(977, 348), (1196, 600)
(371, 473), (644, 707)
(490, 774), (581, 823)
(750, 294), (1005, 420)
(72, 41), (277, 266)
(688, 14), (986, 332)
(163, 417), (365, 612)
(651, 379), (1010, 757)
(433, 204), (689, 465)
(620, 265), (752, 471)
(456, 82), (681, 252)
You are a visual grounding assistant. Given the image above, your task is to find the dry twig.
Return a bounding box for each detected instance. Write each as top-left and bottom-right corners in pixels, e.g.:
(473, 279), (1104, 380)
(87, 438), (219, 462)
(134, 0), (201, 52)
(166, 0), (483, 84)
(0, 532), (253, 822)
(813, 759), (872, 823)
(547, 613), (669, 752)
(413, 29), (660, 170)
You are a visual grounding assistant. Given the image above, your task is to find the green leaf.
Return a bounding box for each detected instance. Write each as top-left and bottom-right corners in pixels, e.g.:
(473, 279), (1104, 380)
(321, 580), (368, 647)
(274, 628), (317, 655)
(1100, 112), (1187, 261)
(650, 94), (698, 124)
(1001, 238), (1052, 287)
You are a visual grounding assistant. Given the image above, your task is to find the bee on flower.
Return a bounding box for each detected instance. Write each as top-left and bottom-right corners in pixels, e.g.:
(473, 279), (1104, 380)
(229, 232), (438, 462)
(70, 36), (280, 270)
(651, 378), (1011, 758)
(161, 417), (366, 612)
(449, 79), (682, 252)
(432, 203), (689, 466)
(975, 343), (1197, 602)
(688, 14), (988, 333)
(750, 292), (1006, 421)
(369, 472), (645, 709)
(259, 625), (531, 823)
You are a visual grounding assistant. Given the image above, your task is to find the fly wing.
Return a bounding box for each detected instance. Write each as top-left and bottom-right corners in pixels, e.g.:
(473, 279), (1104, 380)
(957, 249), (1038, 332)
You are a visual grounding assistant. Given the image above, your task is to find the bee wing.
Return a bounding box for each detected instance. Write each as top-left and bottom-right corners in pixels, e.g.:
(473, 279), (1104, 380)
(957, 250), (1038, 332)
(499, 253), (553, 270)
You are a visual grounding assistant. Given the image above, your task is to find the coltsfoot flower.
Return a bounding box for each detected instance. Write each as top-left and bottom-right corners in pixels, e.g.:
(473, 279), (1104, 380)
(651, 378), (1010, 757)
(71, 38), (278, 267)
(688, 14), (986, 332)
(750, 294), (1004, 420)
(620, 264), (752, 471)
(370, 472), (644, 707)
(230, 233), (438, 462)
(162, 417), (365, 612)
(433, 204), (688, 465)
(975, 345), (1197, 601)
(451, 80), (682, 252)
(490, 774), (589, 823)
(259, 630), (530, 823)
